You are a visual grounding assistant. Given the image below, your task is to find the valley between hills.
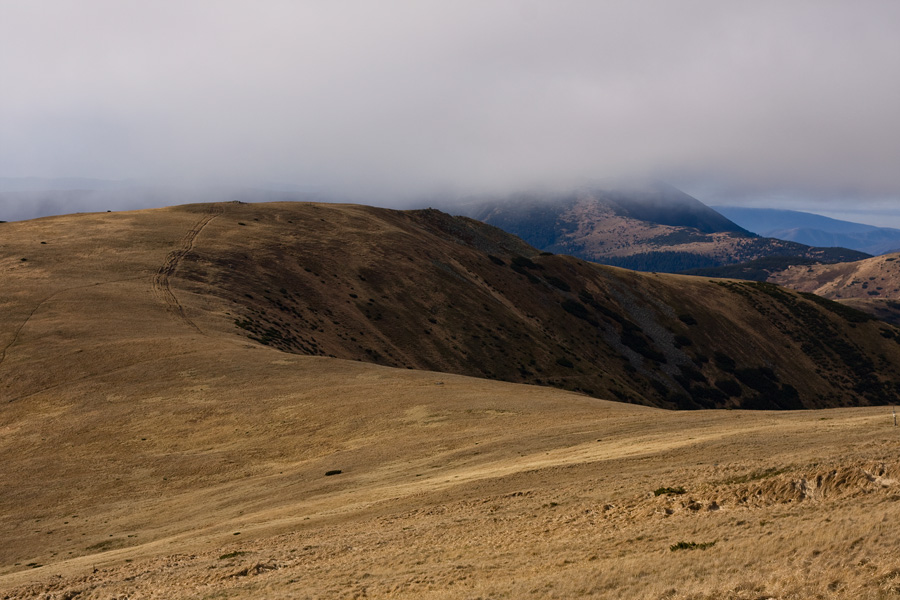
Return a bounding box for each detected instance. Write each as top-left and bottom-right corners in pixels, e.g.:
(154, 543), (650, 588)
(2, 202), (900, 599)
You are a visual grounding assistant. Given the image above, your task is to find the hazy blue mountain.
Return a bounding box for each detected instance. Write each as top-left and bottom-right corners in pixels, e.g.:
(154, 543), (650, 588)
(713, 206), (900, 255)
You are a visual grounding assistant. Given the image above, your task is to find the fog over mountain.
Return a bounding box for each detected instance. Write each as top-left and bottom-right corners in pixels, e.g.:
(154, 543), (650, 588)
(2, 1), (899, 218)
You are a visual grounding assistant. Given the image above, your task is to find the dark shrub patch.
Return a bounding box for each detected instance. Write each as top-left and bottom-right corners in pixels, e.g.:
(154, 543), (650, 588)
(734, 367), (779, 396)
(654, 486), (686, 496)
(714, 378), (742, 397)
(511, 255), (541, 270)
(690, 385), (727, 407)
(621, 329), (666, 363)
(544, 275), (571, 292)
(678, 314), (698, 326)
(799, 292), (875, 323)
(673, 334), (693, 348)
(713, 351), (736, 372)
(670, 541), (715, 551)
(679, 365), (706, 383)
(561, 299), (597, 325)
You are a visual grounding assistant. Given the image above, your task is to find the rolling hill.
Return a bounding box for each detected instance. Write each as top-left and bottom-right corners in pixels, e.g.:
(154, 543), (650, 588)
(5, 201), (895, 410)
(714, 206), (900, 255)
(3, 201), (900, 599)
(455, 182), (868, 272)
(767, 252), (900, 324)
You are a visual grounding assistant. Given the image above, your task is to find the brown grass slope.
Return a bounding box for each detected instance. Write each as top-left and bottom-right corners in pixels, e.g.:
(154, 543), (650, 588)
(2, 202), (900, 599)
(164, 201), (900, 410)
(4, 201), (900, 413)
(769, 252), (900, 324)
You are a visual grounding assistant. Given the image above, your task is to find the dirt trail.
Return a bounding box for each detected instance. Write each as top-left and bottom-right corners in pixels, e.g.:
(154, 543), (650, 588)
(152, 205), (223, 332)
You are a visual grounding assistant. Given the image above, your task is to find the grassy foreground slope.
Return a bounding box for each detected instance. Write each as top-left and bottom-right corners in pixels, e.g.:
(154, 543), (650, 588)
(1, 202), (900, 599)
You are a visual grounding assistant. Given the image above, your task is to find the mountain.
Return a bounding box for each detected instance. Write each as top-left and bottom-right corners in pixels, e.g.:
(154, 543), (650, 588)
(714, 206), (900, 255)
(3, 201), (900, 599)
(455, 182), (869, 272)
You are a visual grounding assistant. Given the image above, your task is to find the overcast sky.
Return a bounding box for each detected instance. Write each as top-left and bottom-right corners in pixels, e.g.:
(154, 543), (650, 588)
(2, 1), (900, 216)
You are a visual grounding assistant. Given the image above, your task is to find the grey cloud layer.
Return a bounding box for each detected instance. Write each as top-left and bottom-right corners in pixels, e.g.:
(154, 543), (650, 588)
(2, 1), (899, 204)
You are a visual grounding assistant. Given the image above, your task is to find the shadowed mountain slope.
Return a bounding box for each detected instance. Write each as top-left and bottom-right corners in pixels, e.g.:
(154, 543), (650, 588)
(457, 183), (868, 272)
(4, 201), (897, 413)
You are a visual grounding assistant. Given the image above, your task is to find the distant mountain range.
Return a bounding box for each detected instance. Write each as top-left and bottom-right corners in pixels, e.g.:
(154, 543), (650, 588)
(713, 206), (900, 255)
(454, 182), (868, 272)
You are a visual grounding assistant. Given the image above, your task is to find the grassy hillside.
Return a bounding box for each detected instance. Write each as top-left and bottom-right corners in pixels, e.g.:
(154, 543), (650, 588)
(3, 202), (899, 413)
(2, 202), (900, 599)
(167, 202), (900, 410)
(767, 252), (900, 324)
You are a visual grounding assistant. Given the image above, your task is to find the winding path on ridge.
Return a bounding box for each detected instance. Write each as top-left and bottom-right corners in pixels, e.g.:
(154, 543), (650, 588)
(152, 204), (223, 333)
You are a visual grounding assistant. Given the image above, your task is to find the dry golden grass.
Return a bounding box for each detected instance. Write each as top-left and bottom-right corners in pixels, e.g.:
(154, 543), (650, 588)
(2, 205), (900, 599)
(769, 252), (900, 323)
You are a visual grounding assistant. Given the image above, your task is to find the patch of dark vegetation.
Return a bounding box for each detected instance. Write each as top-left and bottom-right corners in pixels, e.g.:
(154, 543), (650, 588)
(734, 366), (779, 395)
(487, 254), (506, 266)
(673, 334), (693, 348)
(714, 378), (742, 397)
(654, 486), (686, 496)
(689, 384), (728, 408)
(719, 466), (789, 485)
(325, 469), (342, 476)
(681, 256), (824, 281)
(678, 313), (698, 326)
(713, 351), (736, 373)
(219, 551), (249, 560)
(679, 365), (706, 383)
(85, 539), (117, 551)
(798, 292), (876, 323)
(599, 251), (721, 273)
(561, 299), (596, 325)
(544, 275), (571, 292)
(668, 391), (701, 410)
(648, 231), (713, 245)
(555, 357), (574, 369)
(670, 541), (716, 552)
(510, 255), (542, 270)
